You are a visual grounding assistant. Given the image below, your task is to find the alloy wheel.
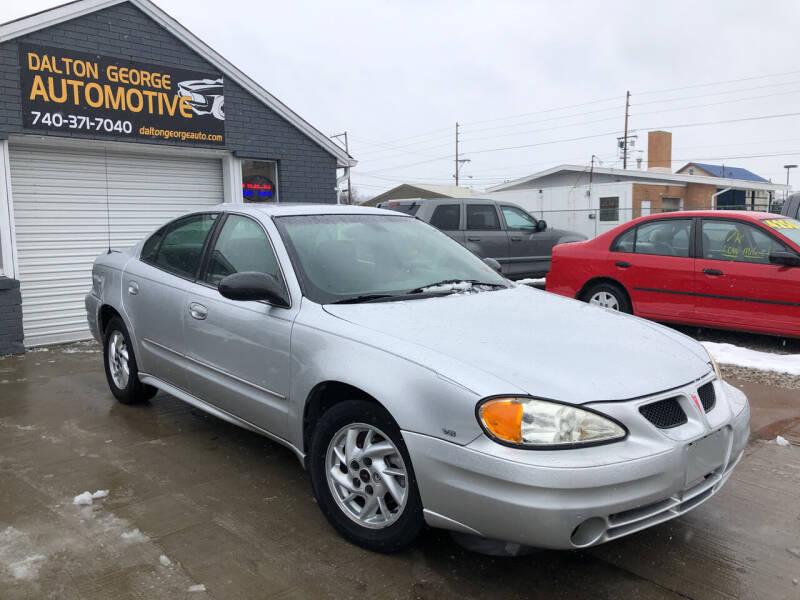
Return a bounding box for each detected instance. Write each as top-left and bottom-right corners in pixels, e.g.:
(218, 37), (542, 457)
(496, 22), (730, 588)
(325, 423), (409, 529)
(108, 330), (130, 390)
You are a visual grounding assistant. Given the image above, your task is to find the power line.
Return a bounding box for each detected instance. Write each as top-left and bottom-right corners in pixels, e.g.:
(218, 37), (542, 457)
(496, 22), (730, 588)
(459, 95), (621, 127)
(635, 78), (800, 106)
(633, 88), (800, 117)
(636, 69), (800, 96)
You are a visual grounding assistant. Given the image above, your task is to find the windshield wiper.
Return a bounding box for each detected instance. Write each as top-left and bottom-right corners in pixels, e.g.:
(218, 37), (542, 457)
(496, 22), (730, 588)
(406, 279), (506, 295)
(330, 294), (399, 304)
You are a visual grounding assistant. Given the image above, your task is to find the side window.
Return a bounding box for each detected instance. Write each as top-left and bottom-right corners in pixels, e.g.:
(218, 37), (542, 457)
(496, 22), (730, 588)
(141, 227), (166, 263)
(501, 206), (537, 229)
(599, 197), (619, 221)
(466, 204), (500, 230)
(204, 215), (282, 287)
(633, 219), (692, 257)
(701, 220), (786, 264)
(612, 227), (636, 253)
(150, 213), (217, 278)
(429, 204), (461, 231)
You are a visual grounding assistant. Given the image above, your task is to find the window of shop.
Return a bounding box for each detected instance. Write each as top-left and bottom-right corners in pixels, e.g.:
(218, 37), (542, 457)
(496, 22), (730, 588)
(599, 197), (619, 221)
(662, 197), (683, 213)
(241, 159), (278, 203)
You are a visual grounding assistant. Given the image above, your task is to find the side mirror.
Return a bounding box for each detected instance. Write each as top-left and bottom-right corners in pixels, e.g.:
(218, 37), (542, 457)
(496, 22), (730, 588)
(483, 257), (502, 274)
(769, 251), (800, 267)
(218, 272), (290, 307)
(536, 220), (547, 232)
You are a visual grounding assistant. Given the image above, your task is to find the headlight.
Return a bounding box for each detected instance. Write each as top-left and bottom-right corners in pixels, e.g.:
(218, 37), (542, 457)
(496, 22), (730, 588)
(477, 397), (626, 448)
(705, 348), (723, 381)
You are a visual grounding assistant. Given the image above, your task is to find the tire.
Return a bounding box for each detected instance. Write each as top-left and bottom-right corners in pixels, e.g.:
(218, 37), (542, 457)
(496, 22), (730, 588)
(102, 316), (157, 405)
(309, 400), (424, 553)
(583, 281), (631, 314)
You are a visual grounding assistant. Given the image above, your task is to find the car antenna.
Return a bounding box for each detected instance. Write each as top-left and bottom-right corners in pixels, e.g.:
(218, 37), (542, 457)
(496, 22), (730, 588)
(104, 144), (111, 254)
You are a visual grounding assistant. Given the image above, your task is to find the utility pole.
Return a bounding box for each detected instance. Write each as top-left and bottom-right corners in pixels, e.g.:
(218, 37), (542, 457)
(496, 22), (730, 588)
(454, 122), (470, 185)
(330, 132), (351, 204)
(455, 122), (460, 186)
(622, 90), (631, 169)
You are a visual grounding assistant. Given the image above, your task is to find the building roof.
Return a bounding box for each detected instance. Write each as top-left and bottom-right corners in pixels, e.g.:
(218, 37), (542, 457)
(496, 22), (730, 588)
(0, 0), (356, 168)
(486, 164), (787, 193)
(678, 163), (768, 182)
(361, 184), (473, 206)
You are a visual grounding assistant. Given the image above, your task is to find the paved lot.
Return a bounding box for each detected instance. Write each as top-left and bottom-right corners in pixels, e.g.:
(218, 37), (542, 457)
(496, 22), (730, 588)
(1, 344), (799, 600)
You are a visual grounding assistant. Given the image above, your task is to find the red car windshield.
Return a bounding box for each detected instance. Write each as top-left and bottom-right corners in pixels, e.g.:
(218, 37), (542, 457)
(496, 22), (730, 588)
(761, 217), (800, 247)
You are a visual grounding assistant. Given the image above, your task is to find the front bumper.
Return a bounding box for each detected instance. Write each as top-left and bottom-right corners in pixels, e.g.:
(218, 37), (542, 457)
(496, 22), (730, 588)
(404, 382), (750, 550)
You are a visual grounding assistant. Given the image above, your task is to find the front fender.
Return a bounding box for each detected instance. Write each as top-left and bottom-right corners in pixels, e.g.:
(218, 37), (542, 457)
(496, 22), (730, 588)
(288, 320), (485, 454)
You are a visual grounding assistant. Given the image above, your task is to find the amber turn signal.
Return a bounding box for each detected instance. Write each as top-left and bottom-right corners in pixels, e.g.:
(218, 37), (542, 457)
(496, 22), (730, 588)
(479, 399), (523, 443)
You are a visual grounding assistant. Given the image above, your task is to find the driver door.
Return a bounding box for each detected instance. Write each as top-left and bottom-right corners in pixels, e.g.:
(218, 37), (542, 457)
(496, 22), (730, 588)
(182, 213), (297, 440)
(499, 204), (549, 277)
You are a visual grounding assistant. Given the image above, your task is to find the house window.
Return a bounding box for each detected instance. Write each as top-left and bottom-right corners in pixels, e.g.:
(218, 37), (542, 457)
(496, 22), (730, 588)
(662, 197), (683, 213)
(241, 159), (278, 202)
(599, 197), (619, 221)
(689, 168), (694, 175)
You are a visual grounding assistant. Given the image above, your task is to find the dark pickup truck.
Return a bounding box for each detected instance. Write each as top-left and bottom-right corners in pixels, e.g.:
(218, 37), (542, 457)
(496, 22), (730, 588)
(782, 194), (800, 220)
(377, 197), (586, 279)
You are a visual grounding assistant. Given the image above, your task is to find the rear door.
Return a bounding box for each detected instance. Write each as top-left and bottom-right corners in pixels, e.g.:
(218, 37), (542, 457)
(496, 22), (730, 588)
(428, 202), (465, 244)
(499, 204), (549, 277)
(463, 203), (509, 267)
(609, 218), (696, 320)
(122, 212), (219, 388)
(695, 218), (800, 334)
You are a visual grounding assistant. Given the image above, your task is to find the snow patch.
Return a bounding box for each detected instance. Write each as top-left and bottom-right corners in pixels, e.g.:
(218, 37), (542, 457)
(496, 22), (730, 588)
(8, 554), (45, 581)
(776, 435), (791, 447)
(120, 528), (148, 542)
(419, 281), (475, 294)
(159, 554), (172, 567)
(701, 341), (800, 376)
(517, 277), (546, 286)
(73, 490), (109, 505)
(188, 584), (206, 592)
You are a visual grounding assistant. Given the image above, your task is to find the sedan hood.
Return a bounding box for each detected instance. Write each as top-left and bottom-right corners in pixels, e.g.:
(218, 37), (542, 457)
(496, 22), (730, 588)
(323, 286), (710, 404)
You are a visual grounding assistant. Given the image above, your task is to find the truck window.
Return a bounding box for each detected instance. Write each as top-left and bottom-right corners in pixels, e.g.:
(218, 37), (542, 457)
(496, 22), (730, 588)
(430, 204), (461, 231)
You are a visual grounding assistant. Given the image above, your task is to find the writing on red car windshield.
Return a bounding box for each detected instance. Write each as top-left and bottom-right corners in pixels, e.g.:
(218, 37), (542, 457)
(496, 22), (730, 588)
(763, 218), (800, 230)
(722, 229), (766, 261)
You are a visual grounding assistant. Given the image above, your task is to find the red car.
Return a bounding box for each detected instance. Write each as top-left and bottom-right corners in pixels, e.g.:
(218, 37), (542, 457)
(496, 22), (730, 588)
(546, 211), (800, 338)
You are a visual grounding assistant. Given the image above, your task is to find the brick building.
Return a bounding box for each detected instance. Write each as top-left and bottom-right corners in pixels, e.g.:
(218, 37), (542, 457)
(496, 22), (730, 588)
(484, 131), (787, 240)
(0, 0), (355, 351)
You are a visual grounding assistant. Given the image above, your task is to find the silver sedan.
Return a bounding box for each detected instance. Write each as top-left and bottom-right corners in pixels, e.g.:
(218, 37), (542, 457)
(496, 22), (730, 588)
(86, 203), (750, 552)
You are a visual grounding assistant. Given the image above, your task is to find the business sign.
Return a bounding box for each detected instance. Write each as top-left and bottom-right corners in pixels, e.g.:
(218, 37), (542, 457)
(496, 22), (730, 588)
(18, 43), (225, 144)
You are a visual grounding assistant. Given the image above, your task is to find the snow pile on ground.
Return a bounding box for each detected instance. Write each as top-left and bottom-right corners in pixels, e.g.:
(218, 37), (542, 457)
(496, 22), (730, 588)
(776, 435), (792, 447)
(7, 554), (46, 581)
(159, 554), (172, 567)
(120, 528), (148, 542)
(188, 584), (207, 592)
(701, 342), (800, 376)
(517, 277), (546, 286)
(72, 490), (109, 505)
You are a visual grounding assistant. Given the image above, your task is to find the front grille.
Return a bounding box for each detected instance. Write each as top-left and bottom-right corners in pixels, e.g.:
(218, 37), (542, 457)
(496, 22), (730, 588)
(697, 381), (716, 412)
(639, 397), (687, 429)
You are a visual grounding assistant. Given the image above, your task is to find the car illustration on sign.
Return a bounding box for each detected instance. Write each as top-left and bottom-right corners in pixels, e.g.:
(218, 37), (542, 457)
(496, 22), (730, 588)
(85, 203), (750, 553)
(177, 78), (224, 120)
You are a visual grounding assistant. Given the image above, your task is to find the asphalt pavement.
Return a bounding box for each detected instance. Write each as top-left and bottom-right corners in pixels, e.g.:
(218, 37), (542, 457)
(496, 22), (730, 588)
(0, 344), (798, 600)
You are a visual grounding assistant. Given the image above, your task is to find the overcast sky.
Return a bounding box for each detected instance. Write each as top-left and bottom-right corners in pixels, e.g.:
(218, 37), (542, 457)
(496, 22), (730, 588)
(7, 0), (800, 198)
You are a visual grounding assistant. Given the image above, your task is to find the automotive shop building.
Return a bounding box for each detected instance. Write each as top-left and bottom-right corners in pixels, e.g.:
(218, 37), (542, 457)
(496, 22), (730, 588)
(0, 0), (354, 353)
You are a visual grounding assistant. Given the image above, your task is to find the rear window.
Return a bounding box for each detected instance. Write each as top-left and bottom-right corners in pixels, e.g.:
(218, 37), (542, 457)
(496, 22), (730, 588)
(761, 217), (800, 247)
(380, 202), (419, 215)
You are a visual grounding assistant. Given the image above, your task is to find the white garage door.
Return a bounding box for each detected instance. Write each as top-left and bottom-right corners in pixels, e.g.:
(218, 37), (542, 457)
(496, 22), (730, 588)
(9, 142), (224, 346)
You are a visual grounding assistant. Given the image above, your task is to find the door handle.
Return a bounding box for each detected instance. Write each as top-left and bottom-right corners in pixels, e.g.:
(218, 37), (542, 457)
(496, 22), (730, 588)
(127, 281), (139, 295)
(188, 302), (208, 320)
(702, 268), (723, 276)
(614, 261), (631, 268)
(510, 236), (522, 241)
(467, 237), (481, 242)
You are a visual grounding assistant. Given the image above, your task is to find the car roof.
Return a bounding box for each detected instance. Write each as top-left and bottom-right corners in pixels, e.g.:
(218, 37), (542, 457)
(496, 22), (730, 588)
(377, 197), (499, 205)
(632, 210), (778, 224)
(212, 202), (406, 217)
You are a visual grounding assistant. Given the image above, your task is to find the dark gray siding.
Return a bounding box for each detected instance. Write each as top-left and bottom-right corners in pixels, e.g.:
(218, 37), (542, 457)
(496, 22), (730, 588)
(0, 278), (23, 356)
(0, 1), (337, 203)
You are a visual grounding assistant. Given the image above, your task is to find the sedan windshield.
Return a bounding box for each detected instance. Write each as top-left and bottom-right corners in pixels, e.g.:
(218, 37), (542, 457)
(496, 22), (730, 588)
(761, 217), (800, 247)
(275, 214), (507, 304)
